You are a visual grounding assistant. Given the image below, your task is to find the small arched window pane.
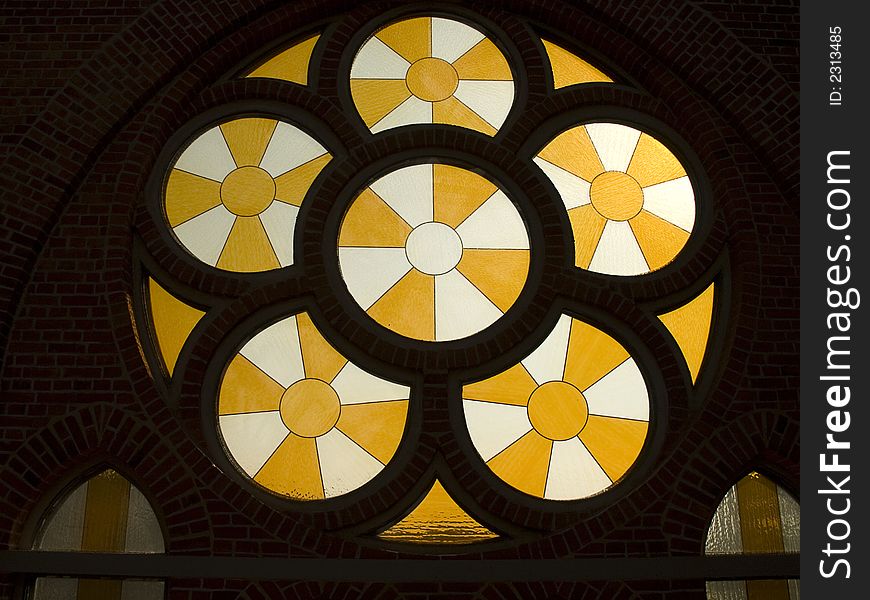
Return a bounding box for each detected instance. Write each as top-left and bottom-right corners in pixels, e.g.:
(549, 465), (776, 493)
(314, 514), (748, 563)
(705, 471), (799, 555)
(36, 469), (164, 554)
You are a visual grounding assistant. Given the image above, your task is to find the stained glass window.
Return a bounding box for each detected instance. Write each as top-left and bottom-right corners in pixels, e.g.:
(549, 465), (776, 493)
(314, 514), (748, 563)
(164, 116), (331, 272)
(658, 282), (716, 383)
(535, 122), (695, 274)
(541, 39), (613, 88)
(378, 480), (498, 544)
(350, 16), (515, 135)
(705, 472), (799, 599)
(146, 277), (205, 376)
(217, 312), (410, 499)
(463, 314), (649, 500)
(33, 470), (165, 599)
(246, 34), (320, 84)
(337, 162), (529, 341)
(139, 7), (721, 554)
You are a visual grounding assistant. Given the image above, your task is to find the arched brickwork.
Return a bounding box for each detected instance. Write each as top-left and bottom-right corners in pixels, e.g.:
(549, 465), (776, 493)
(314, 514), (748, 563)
(0, 1), (798, 599)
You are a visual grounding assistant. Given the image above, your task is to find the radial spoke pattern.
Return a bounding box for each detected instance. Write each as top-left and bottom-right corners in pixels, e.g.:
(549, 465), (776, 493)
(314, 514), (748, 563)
(164, 117), (331, 272)
(217, 312), (410, 500)
(462, 314), (650, 500)
(350, 16), (515, 136)
(535, 123), (695, 275)
(338, 163), (530, 342)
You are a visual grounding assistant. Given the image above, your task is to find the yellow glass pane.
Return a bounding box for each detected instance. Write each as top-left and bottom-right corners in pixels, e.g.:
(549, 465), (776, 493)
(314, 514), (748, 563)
(456, 249), (529, 312)
(338, 188), (412, 247)
(219, 354), (284, 415)
(254, 434), (324, 500)
(375, 17), (431, 63)
(216, 216), (280, 272)
(537, 127), (604, 182)
(747, 579), (790, 600)
(78, 579), (124, 599)
(737, 472), (785, 554)
(658, 283), (715, 383)
(463, 363), (537, 407)
(147, 278), (205, 376)
(296, 313), (347, 383)
(542, 39), (612, 88)
(568, 205), (607, 269)
(630, 210), (690, 270)
(433, 164), (497, 228)
(578, 416), (647, 481)
(273, 153), (331, 206)
(452, 39), (512, 80)
(246, 34), (319, 85)
(219, 118), (277, 167)
(626, 133), (686, 188)
(432, 96), (497, 136)
(164, 169), (222, 227)
(81, 470), (130, 552)
(564, 319), (629, 391)
(378, 480), (498, 544)
(350, 79), (413, 127)
(487, 430), (552, 498)
(336, 400), (408, 464)
(367, 270), (435, 340)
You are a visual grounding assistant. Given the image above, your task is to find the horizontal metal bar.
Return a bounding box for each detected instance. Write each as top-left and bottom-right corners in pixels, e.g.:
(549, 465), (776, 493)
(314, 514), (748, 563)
(0, 551), (799, 582)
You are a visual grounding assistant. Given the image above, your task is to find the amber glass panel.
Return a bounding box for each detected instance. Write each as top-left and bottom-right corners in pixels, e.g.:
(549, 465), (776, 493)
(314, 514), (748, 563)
(147, 278), (205, 376)
(378, 480), (498, 544)
(246, 34), (320, 84)
(541, 39), (612, 88)
(658, 282), (715, 383)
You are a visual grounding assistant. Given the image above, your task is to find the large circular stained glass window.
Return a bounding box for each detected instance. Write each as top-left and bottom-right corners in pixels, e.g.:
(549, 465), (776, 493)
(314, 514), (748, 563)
(142, 7), (717, 532)
(337, 163), (530, 341)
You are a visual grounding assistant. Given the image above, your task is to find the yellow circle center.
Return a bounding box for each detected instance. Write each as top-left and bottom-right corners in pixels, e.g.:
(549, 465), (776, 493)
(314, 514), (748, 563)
(589, 171), (644, 221)
(405, 57), (459, 102)
(527, 381), (589, 441)
(220, 166), (276, 216)
(279, 379), (341, 438)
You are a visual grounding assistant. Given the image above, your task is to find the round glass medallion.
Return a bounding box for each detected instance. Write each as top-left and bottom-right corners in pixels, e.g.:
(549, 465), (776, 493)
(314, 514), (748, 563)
(462, 314), (650, 500)
(163, 117), (331, 272)
(337, 163), (530, 341)
(350, 16), (515, 135)
(217, 312), (410, 500)
(534, 122), (696, 275)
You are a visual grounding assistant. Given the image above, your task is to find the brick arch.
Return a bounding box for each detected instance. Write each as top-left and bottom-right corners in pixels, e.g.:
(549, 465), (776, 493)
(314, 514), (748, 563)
(660, 410), (800, 556)
(0, 403), (212, 551)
